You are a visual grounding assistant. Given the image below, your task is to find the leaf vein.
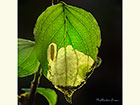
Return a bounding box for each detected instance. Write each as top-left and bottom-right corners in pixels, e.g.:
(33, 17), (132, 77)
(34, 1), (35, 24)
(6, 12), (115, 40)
(36, 4), (62, 39)
(65, 7), (94, 57)
(19, 47), (34, 66)
(66, 17), (90, 56)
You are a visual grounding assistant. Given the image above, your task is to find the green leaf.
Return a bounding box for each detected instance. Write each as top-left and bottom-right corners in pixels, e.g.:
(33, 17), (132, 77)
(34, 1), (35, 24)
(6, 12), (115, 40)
(18, 38), (39, 77)
(22, 88), (57, 105)
(37, 88), (57, 105)
(21, 88), (57, 105)
(34, 2), (101, 103)
(34, 1), (101, 76)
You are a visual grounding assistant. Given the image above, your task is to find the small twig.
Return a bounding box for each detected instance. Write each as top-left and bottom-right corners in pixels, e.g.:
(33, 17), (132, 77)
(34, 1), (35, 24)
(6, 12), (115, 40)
(52, 0), (54, 5)
(57, 0), (60, 3)
(52, 0), (60, 5)
(26, 65), (42, 105)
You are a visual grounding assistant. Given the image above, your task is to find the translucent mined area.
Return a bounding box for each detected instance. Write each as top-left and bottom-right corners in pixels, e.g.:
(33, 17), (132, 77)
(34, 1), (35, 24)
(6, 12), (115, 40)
(47, 43), (94, 103)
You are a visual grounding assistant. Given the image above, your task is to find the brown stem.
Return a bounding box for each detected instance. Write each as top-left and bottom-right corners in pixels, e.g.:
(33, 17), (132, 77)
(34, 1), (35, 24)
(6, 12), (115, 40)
(26, 65), (42, 105)
(57, 0), (60, 3)
(52, 0), (60, 5)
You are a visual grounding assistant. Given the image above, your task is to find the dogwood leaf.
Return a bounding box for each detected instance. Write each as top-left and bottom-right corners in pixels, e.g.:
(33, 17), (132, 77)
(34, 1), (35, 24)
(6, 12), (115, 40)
(34, 2), (101, 76)
(34, 2), (101, 103)
(37, 88), (57, 105)
(18, 38), (39, 77)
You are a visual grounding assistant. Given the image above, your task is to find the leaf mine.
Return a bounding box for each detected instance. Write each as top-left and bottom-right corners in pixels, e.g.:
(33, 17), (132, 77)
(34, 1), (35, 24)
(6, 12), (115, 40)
(47, 43), (95, 103)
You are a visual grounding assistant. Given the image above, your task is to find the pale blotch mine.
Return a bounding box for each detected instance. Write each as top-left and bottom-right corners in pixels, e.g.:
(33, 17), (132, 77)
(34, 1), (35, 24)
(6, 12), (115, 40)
(47, 43), (94, 87)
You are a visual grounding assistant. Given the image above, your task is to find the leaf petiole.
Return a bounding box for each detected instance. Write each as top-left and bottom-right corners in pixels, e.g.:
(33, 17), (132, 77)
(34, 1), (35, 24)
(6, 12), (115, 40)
(52, 0), (60, 5)
(26, 64), (42, 105)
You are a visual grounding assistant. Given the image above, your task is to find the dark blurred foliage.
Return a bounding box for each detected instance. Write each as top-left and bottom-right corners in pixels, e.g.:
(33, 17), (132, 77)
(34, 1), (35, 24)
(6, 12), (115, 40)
(18, 0), (122, 105)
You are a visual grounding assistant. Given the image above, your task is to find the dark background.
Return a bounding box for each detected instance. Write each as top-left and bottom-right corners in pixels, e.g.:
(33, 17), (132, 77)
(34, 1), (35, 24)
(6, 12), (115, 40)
(18, 0), (122, 105)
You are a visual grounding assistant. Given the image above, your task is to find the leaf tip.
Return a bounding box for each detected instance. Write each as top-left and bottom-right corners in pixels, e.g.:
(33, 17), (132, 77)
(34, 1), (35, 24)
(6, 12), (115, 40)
(64, 94), (72, 104)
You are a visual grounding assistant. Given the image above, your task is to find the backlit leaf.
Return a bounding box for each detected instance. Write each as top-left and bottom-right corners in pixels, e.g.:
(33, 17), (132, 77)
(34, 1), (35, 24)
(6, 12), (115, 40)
(34, 2), (101, 103)
(37, 88), (57, 105)
(22, 88), (57, 105)
(18, 38), (39, 77)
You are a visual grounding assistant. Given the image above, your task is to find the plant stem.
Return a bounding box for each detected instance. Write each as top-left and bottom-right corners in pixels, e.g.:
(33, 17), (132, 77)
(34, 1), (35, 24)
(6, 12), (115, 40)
(26, 65), (42, 105)
(52, 0), (54, 5)
(52, 0), (60, 5)
(57, 0), (59, 3)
